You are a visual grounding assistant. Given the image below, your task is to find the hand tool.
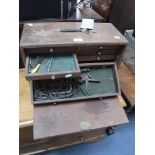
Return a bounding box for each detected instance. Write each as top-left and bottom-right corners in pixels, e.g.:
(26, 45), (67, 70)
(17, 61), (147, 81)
(31, 56), (45, 73)
(58, 29), (82, 32)
(48, 56), (53, 72)
(81, 68), (90, 73)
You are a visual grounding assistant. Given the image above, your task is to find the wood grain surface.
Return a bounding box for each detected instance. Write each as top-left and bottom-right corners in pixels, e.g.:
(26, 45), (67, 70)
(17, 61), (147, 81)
(118, 61), (135, 107)
(33, 97), (128, 140)
(20, 22), (128, 48)
(19, 69), (33, 122)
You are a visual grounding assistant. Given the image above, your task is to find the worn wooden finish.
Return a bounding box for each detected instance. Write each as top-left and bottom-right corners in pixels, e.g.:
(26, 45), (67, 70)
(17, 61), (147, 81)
(92, 0), (113, 21)
(78, 55), (116, 62)
(20, 126), (105, 154)
(19, 69), (33, 122)
(119, 61), (135, 107)
(20, 22), (127, 48)
(25, 53), (81, 80)
(34, 97), (128, 140)
(109, 0), (135, 34)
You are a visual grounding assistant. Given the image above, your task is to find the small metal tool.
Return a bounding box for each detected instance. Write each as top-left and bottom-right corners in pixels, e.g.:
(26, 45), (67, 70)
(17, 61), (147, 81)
(87, 73), (100, 83)
(31, 56), (46, 73)
(81, 68), (90, 73)
(48, 56), (53, 72)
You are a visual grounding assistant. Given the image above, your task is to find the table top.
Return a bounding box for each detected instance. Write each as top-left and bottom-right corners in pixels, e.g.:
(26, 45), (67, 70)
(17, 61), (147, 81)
(20, 22), (128, 48)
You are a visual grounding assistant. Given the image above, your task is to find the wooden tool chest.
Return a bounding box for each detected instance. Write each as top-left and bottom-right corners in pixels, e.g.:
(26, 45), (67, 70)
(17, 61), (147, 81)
(20, 22), (128, 141)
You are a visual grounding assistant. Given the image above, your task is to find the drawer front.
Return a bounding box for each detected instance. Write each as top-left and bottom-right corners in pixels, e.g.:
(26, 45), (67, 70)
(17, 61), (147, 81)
(78, 55), (117, 62)
(25, 46), (77, 55)
(24, 45), (123, 55)
(22, 45), (124, 65)
(25, 53), (80, 81)
(77, 49), (121, 56)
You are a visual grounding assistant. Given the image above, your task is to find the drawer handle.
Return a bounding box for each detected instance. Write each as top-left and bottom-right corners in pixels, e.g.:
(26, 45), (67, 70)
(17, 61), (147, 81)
(97, 51), (102, 55)
(97, 57), (101, 61)
(49, 48), (54, 52)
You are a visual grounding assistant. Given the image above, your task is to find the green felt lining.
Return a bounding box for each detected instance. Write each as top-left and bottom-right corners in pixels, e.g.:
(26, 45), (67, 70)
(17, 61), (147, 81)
(33, 65), (119, 101)
(73, 66), (118, 97)
(29, 53), (77, 73)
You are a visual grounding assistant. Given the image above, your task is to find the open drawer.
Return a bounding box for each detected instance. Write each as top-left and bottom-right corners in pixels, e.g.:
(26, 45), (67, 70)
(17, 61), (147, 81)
(30, 62), (121, 105)
(25, 53), (80, 80)
(33, 97), (129, 140)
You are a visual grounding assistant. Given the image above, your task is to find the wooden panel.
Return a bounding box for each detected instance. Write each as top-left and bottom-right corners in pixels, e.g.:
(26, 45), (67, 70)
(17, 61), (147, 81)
(92, 0), (113, 21)
(19, 69), (33, 122)
(119, 61), (135, 107)
(20, 22), (128, 48)
(20, 127), (105, 154)
(109, 0), (135, 34)
(25, 53), (80, 80)
(34, 97), (128, 140)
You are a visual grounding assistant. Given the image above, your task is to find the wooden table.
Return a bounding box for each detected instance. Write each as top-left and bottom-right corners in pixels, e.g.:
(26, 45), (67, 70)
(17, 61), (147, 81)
(118, 61), (135, 109)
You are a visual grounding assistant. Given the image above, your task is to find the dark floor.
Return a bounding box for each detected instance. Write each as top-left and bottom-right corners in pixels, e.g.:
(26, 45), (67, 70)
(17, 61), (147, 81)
(40, 110), (135, 155)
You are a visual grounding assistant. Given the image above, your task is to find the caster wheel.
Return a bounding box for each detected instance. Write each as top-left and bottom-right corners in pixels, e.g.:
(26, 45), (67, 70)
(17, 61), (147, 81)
(106, 126), (115, 136)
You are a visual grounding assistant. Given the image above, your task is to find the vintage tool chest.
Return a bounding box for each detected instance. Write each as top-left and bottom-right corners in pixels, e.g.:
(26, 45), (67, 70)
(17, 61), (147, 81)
(20, 22), (128, 140)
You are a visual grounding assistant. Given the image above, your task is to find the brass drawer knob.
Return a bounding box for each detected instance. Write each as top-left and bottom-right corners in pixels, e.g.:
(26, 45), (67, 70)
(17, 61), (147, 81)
(97, 51), (102, 55)
(99, 46), (103, 49)
(97, 56), (101, 61)
(49, 48), (54, 52)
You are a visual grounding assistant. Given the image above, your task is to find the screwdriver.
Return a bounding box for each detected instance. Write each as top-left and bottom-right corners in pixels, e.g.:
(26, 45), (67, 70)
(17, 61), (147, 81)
(31, 56), (45, 73)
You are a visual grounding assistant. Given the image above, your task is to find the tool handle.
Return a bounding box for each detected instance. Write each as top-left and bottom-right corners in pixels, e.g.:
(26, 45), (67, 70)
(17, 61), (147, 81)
(88, 79), (101, 83)
(31, 64), (40, 73)
(60, 29), (81, 32)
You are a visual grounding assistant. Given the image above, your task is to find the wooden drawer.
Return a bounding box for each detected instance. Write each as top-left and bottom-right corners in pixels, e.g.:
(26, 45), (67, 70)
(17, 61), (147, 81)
(21, 45), (125, 63)
(25, 53), (80, 80)
(78, 55), (117, 62)
(24, 46), (77, 54)
(77, 45), (123, 51)
(30, 62), (120, 105)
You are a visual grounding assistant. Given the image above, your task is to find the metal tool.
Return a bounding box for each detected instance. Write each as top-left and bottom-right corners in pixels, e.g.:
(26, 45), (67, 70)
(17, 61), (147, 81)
(55, 28), (92, 34)
(48, 56), (53, 72)
(85, 79), (91, 96)
(31, 56), (46, 73)
(80, 72), (101, 96)
(87, 73), (100, 83)
(81, 68), (90, 73)
(59, 29), (82, 32)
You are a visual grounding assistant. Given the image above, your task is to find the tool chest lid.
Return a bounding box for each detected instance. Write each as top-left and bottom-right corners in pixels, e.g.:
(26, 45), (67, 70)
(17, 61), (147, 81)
(20, 22), (128, 48)
(25, 53), (80, 80)
(33, 97), (128, 140)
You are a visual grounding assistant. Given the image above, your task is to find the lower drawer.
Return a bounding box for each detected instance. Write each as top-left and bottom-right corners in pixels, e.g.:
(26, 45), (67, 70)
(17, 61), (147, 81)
(78, 55), (117, 62)
(30, 62), (120, 105)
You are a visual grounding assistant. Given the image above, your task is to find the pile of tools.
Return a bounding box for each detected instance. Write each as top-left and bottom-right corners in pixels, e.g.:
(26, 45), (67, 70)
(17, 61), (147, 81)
(33, 68), (101, 101)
